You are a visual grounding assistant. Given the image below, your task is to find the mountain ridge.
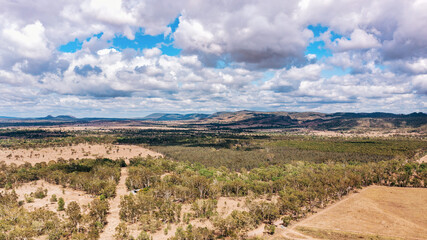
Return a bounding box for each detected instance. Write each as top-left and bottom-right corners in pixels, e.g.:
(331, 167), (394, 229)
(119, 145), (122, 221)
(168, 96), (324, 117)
(0, 111), (426, 131)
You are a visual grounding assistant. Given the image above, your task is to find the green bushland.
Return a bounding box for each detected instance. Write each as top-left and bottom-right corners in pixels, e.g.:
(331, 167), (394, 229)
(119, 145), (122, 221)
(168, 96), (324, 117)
(0, 158), (121, 198)
(121, 155), (426, 238)
(152, 136), (426, 170)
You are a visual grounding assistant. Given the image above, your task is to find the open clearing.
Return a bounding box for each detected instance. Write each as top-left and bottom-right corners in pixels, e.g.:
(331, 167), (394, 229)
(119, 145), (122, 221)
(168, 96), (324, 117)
(5, 180), (94, 214)
(418, 154), (427, 163)
(294, 186), (427, 240)
(0, 143), (162, 165)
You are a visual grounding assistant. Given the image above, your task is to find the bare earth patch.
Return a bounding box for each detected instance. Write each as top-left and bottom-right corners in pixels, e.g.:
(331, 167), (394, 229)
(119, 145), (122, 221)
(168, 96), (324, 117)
(294, 186), (427, 240)
(217, 196), (248, 217)
(0, 143), (162, 165)
(418, 154), (427, 163)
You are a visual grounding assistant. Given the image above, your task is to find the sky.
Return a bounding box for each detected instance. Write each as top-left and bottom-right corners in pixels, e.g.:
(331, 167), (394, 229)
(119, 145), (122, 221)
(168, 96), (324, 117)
(0, 0), (426, 117)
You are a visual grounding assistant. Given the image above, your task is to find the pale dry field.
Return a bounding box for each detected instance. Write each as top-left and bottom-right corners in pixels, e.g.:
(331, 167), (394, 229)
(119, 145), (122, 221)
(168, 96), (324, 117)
(295, 186), (427, 240)
(0, 143), (162, 165)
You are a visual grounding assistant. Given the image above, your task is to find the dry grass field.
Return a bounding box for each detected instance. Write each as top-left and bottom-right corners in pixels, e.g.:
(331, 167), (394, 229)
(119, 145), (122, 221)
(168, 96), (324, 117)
(0, 143), (162, 165)
(294, 186), (427, 240)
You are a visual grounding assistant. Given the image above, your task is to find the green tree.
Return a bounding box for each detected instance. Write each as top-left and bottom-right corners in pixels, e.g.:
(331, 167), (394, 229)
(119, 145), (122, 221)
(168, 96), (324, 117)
(58, 197), (65, 211)
(66, 201), (82, 230)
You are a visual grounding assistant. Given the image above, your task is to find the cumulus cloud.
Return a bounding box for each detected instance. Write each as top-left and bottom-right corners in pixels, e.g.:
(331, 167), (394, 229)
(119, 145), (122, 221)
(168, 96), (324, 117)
(333, 29), (381, 51)
(74, 64), (102, 77)
(2, 21), (51, 60)
(412, 75), (427, 95)
(0, 0), (426, 116)
(388, 58), (427, 75)
(174, 2), (313, 68)
(263, 64), (323, 92)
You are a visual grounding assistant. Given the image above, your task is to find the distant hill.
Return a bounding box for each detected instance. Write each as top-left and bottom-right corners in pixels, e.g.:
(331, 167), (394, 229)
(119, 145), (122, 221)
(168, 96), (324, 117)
(0, 111), (425, 131)
(190, 111), (427, 130)
(143, 113), (210, 121)
(0, 116), (19, 119)
(37, 115), (77, 121)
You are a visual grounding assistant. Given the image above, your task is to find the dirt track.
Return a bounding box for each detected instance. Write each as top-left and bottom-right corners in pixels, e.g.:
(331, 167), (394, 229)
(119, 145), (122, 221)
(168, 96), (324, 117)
(99, 167), (129, 240)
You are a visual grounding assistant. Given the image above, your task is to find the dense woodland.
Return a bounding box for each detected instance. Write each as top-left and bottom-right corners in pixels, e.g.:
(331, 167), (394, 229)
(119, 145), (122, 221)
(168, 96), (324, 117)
(0, 129), (426, 239)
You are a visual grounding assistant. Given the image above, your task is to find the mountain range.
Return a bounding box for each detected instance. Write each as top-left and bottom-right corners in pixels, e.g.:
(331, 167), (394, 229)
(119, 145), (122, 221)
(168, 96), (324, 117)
(0, 111), (426, 131)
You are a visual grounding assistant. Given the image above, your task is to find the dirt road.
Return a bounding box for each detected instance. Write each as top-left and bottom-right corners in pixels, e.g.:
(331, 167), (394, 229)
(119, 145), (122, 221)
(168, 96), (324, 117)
(99, 167), (129, 240)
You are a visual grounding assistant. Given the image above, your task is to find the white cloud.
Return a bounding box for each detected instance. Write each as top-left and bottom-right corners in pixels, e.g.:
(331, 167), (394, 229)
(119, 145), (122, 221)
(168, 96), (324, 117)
(388, 58), (427, 75)
(175, 1), (314, 68)
(81, 0), (136, 26)
(333, 29), (381, 51)
(1, 21), (51, 63)
(143, 48), (162, 58)
(413, 74), (427, 94)
(0, 0), (426, 116)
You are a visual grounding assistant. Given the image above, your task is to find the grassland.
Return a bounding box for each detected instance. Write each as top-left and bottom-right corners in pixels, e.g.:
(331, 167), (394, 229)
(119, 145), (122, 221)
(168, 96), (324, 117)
(295, 186), (427, 239)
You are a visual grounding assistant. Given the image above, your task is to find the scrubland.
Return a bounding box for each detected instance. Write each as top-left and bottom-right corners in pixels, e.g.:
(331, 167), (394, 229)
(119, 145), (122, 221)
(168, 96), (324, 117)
(0, 128), (425, 239)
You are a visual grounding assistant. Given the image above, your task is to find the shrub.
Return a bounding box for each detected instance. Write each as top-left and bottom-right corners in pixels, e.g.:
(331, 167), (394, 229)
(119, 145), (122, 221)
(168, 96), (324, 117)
(25, 194), (34, 203)
(264, 224), (275, 235)
(57, 197), (65, 211)
(114, 222), (131, 240)
(34, 187), (48, 199)
(137, 231), (152, 240)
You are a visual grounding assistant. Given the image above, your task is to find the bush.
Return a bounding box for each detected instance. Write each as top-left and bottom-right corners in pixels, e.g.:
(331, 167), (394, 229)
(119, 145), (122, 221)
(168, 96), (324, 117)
(282, 215), (292, 227)
(191, 199), (217, 219)
(25, 194), (34, 203)
(57, 197), (65, 211)
(264, 224), (275, 235)
(34, 187), (48, 199)
(50, 194), (57, 202)
(114, 222), (131, 240)
(137, 231), (152, 240)
(169, 225), (215, 240)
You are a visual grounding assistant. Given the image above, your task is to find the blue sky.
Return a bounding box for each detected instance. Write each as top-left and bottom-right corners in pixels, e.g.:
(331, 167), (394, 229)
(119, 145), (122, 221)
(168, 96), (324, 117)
(60, 23), (338, 64)
(58, 23), (353, 81)
(60, 17), (182, 56)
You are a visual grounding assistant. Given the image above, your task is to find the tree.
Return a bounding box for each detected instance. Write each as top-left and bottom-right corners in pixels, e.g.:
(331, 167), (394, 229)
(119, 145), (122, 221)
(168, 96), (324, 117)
(50, 194), (57, 202)
(190, 175), (211, 198)
(126, 167), (159, 190)
(58, 197), (65, 211)
(66, 201), (82, 230)
(89, 198), (109, 229)
(114, 222), (131, 240)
